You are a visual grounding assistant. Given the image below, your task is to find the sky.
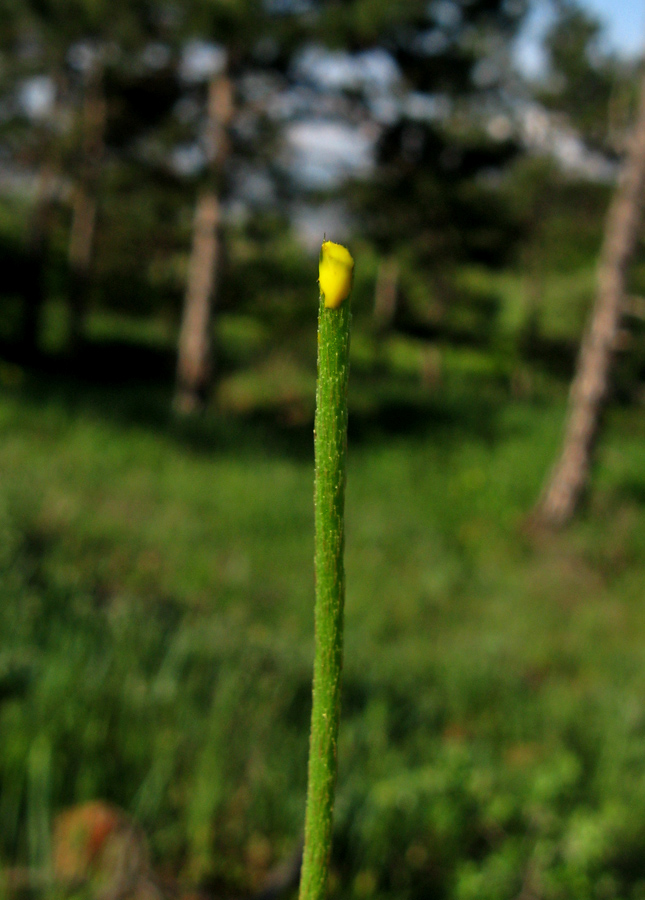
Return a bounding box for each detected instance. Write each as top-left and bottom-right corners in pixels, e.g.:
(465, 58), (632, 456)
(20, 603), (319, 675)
(583, 0), (645, 57)
(517, 0), (645, 76)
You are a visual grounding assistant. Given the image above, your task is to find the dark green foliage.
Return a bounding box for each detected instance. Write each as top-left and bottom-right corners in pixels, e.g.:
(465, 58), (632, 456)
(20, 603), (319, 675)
(539, 0), (639, 155)
(326, 0), (530, 352)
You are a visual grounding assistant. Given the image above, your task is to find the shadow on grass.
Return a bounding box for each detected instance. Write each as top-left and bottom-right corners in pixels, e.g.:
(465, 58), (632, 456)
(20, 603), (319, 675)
(613, 478), (645, 506)
(0, 334), (515, 462)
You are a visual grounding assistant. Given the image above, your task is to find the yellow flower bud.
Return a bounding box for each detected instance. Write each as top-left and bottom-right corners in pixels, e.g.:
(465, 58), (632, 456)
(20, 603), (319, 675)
(318, 240), (354, 309)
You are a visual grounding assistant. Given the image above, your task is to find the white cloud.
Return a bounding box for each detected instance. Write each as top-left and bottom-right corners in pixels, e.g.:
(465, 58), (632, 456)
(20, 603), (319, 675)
(18, 76), (55, 120)
(294, 45), (399, 94)
(180, 41), (226, 84)
(285, 119), (375, 188)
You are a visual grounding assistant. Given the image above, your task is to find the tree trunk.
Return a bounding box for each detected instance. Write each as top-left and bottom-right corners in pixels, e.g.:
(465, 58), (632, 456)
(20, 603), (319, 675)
(174, 72), (233, 414)
(536, 72), (645, 528)
(21, 159), (58, 356)
(68, 63), (106, 352)
(174, 192), (221, 411)
(373, 257), (399, 332)
(69, 188), (98, 350)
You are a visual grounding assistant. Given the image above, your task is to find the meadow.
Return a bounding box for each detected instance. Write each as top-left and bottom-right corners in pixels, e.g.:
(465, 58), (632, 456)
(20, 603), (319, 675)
(4, 292), (645, 900)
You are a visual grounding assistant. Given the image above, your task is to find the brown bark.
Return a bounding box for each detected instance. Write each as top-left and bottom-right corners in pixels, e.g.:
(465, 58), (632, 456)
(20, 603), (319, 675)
(68, 63), (106, 351)
(174, 191), (221, 411)
(373, 257), (399, 332)
(21, 159), (58, 355)
(536, 72), (645, 528)
(174, 73), (233, 414)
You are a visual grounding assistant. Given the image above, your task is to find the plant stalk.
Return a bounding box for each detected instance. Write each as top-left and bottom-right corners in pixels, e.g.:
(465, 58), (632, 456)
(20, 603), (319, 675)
(299, 290), (352, 900)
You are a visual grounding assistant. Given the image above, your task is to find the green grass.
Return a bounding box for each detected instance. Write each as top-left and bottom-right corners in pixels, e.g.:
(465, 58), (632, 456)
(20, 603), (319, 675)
(3, 346), (645, 899)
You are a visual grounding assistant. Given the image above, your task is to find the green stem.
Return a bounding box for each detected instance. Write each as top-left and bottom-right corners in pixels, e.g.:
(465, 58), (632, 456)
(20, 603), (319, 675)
(299, 292), (352, 900)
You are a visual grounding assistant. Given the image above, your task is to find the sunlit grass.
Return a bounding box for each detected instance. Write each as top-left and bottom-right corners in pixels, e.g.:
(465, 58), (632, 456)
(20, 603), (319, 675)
(3, 339), (645, 896)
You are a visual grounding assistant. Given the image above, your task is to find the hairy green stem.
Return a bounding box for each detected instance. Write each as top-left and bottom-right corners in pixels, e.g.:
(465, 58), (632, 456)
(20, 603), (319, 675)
(299, 292), (352, 900)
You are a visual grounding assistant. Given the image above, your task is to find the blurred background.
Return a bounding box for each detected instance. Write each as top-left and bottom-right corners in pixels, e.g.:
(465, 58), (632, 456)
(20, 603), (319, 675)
(2, 0), (645, 898)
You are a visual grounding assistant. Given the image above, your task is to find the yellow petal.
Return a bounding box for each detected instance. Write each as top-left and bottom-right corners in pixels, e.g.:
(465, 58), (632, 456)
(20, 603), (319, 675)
(318, 240), (354, 309)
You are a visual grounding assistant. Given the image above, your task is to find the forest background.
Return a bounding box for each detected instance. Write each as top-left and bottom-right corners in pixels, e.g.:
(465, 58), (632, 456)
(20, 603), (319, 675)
(2, 1), (645, 898)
